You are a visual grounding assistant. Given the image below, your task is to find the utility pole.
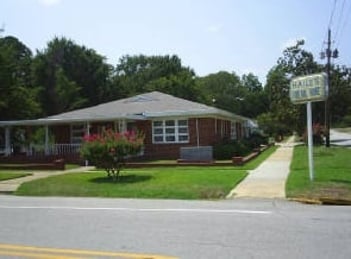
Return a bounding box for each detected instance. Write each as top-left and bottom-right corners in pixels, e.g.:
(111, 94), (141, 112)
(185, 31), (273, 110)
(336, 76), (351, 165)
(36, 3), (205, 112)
(325, 28), (331, 147)
(321, 28), (338, 147)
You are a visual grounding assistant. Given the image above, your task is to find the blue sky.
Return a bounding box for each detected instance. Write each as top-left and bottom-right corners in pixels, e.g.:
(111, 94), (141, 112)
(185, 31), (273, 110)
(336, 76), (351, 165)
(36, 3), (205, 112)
(1, 0), (350, 83)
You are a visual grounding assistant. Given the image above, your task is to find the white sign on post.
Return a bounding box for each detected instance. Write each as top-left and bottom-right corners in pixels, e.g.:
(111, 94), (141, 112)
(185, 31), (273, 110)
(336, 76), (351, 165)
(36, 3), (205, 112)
(290, 73), (328, 104)
(289, 73), (328, 181)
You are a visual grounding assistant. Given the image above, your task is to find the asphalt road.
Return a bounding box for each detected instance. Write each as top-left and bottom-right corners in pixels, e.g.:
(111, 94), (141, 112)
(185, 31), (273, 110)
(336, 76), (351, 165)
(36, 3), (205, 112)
(0, 196), (350, 259)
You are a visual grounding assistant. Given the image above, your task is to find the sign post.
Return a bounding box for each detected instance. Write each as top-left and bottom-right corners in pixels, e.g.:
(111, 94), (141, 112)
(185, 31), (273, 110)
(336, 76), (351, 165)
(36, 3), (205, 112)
(290, 73), (327, 181)
(306, 101), (314, 181)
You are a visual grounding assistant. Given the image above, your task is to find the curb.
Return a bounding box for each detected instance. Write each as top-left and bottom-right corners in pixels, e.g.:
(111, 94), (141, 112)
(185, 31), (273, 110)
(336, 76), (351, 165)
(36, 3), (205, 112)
(288, 198), (322, 205)
(289, 197), (351, 205)
(319, 197), (351, 205)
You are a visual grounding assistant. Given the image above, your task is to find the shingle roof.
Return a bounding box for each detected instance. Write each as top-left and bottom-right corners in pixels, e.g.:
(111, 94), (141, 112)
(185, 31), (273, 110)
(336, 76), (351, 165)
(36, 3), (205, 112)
(0, 91), (248, 126)
(45, 91), (246, 121)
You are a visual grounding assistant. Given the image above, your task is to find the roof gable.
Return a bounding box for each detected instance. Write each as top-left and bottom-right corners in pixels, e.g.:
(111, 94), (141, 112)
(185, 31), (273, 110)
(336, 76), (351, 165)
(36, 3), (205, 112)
(40, 91), (247, 123)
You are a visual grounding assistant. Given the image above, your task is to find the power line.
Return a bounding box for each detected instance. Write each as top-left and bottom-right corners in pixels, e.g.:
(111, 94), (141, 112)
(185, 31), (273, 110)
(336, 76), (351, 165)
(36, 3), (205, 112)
(335, 0), (351, 48)
(320, 0), (338, 57)
(328, 0), (338, 28)
(333, 0), (347, 40)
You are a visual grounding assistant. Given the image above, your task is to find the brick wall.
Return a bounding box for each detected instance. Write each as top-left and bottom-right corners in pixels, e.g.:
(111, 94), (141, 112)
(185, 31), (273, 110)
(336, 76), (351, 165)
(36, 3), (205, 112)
(136, 118), (236, 160)
(47, 118), (242, 160)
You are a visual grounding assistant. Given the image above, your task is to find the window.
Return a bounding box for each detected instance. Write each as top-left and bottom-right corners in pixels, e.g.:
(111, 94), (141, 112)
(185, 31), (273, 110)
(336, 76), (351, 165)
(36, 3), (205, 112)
(152, 119), (189, 143)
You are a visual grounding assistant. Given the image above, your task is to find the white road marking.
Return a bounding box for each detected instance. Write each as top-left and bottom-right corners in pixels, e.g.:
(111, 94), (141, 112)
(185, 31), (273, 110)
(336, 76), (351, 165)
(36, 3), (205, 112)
(0, 205), (271, 215)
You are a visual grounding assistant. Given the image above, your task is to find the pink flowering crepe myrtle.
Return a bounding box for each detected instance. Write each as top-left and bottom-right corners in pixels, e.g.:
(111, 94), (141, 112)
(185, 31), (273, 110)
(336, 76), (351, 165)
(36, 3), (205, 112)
(81, 130), (144, 181)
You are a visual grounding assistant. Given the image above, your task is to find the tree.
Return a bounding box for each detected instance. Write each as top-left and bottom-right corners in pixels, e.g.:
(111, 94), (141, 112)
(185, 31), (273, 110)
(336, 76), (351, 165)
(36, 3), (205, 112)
(329, 65), (351, 124)
(241, 73), (262, 92)
(239, 73), (269, 118)
(196, 71), (243, 113)
(32, 37), (112, 115)
(54, 68), (87, 113)
(259, 66), (299, 137)
(276, 39), (351, 130)
(0, 36), (41, 120)
(111, 54), (198, 100)
(80, 130), (144, 182)
(278, 39), (321, 77)
(196, 71), (267, 118)
(260, 40), (325, 136)
(238, 90), (269, 118)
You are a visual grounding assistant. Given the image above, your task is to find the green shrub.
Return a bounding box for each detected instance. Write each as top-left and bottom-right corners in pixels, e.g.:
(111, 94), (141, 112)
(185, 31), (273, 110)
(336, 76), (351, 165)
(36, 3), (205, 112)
(339, 115), (351, 127)
(243, 132), (268, 148)
(214, 133), (269, 160)
(80, 130), (144, 181)
(214, 140), (251, 160)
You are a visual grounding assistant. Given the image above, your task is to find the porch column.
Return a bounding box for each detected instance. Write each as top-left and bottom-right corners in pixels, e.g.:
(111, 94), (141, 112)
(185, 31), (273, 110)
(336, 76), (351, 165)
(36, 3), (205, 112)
(44, 125), (49, 155)
(86, 122), (90, 135)
(84, 122), (90, 166)
(119, 120), (126, 132)
(4, 126), (11, 156)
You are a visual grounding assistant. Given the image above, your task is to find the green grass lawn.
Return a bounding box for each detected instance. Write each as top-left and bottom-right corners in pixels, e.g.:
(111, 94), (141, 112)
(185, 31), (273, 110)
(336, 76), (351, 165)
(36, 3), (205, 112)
(286, 145), (351, 201)
(15, 146), (277, 199)
(0, 171), (32, 181)
(16, 167), (247, 199)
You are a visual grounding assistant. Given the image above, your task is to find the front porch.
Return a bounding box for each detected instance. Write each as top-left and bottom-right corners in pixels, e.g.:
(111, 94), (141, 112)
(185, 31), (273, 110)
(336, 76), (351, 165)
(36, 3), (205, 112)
(0, 119), (139, 163)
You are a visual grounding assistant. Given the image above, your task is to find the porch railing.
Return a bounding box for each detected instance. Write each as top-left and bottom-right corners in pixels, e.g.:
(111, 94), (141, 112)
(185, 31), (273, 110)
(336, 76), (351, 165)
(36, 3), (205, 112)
(28, 144), (81, 156)
(24, 143), (144, 158)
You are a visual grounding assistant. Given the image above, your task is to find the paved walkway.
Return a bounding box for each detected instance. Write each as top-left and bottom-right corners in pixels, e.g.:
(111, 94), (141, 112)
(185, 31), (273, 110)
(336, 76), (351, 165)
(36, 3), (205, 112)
(227, 136), (296, 199)
(0, 166), (94, 193)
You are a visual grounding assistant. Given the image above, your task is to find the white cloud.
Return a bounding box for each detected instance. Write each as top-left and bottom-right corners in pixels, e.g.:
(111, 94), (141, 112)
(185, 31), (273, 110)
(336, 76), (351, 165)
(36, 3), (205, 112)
(38, 0), (61, 6)
(207, 24), (222, 33)
(281, 37), (306, 51)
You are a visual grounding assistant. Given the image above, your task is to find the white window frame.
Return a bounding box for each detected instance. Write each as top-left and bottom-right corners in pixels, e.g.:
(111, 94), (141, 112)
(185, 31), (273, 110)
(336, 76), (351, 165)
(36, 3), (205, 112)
(152, 119), (189, 144)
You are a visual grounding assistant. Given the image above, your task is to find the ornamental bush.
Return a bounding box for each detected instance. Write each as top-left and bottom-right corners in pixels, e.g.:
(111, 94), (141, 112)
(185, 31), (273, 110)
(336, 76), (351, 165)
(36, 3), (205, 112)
(80, 130), (144, 181)
(213, 140), (251, 160)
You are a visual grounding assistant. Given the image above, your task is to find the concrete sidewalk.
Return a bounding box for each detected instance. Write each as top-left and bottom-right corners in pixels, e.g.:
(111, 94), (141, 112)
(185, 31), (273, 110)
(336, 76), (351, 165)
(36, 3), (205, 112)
(227, 136), (296, 199)
(0, 166), (94, 194)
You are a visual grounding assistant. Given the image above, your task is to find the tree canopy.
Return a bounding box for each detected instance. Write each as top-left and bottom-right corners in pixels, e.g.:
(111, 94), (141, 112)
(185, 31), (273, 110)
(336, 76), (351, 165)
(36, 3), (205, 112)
(0, 34), (350, 138)
(111, 54), (198, 101)
(0, 36), (41, 120)
(258, 40), (351, 137)
(32, 37), (112, 116)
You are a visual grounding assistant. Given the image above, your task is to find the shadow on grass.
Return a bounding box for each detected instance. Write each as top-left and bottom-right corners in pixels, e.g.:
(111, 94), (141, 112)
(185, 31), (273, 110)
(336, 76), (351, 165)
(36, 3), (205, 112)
(330, 179), (351, 184)
(90, 174), (152, 184)
(330, 139), (351, 143)
(313, 150), (335, 157)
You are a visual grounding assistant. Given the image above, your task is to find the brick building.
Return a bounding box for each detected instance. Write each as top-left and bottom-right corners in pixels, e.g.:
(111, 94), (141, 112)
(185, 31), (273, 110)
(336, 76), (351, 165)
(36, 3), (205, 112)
(0, 91), (251, 160)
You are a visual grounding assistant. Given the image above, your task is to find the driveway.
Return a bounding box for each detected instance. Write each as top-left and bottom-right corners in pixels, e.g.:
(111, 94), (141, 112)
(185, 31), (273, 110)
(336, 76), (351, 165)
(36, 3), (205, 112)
(330, 129), (351, 147)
